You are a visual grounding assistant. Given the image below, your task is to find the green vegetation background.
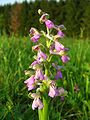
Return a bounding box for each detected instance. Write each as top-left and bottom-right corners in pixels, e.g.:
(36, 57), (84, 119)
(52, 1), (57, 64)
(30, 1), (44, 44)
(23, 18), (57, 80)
(0, 36), (90, 120)
(0, 0), (90, 38)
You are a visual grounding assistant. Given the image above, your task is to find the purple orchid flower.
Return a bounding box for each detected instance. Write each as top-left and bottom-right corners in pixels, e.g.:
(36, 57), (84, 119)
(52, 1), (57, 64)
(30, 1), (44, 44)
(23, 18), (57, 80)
(55, 70), (63, 80)
(57, 30), (64, 38)
(61, 55), (70, 63)
(50, 42), (60, 55)
(30, 60), (40, 69)
(30, 27), (39, 36)
(40, 13), (49, 23)
(31, 61), (39, 66)
(37, 50), (47, 62)
(32, 98), (43, 110)
(48, 81), (58, 98)
(31, 34), (40, 43)
(48, 86), (58, 98)
(24, 75), (35, 91)
(32, 45), (40, 51)
(45, 20), (54, 29)
(35, 69), (45, 80)
(55, 41), (64, 52)
(50, 42), (66, 56)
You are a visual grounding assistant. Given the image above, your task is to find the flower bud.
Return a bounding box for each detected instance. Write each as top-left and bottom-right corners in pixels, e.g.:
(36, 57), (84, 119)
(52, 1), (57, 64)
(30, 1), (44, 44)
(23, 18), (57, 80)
(38, 9), (43, 15)
(61, 55), (70, 63)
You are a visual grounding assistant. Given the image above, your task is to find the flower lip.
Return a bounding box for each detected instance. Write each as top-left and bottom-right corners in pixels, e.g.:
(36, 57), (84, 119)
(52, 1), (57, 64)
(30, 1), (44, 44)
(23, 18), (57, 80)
(37, 50), (47, 62)
(57, 30), (64, 38)
(55, 41), (64, 52)
(32, 98), (43, 110)
(48, 81), (59, 98)
(31, 34), (40, 43)
(35, 69), (45, 80)
(55, 70), (63, 80)
(61, 55), (70, 63)
(24, 75), (35, 91)
(45, 20), (54, 29)
(31, 60), (39, 67)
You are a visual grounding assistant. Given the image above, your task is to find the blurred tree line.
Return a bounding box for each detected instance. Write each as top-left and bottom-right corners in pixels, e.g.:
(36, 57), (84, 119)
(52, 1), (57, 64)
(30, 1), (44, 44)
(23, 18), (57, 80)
(0, 0), (90, 38)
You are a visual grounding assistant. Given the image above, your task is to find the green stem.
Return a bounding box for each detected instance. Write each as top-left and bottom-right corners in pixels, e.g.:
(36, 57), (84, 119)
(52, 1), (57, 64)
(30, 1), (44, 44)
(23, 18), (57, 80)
(43, 97), (49, 120)
(45, 68), (48, 76)
(47, 27), (49, 35)
(38, 97), (49, 120)
(38, 108), (43, 120)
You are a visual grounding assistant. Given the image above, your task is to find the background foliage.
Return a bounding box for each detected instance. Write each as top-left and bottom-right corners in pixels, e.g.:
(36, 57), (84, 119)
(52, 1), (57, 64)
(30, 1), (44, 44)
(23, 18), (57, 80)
(0, 0), (90, 38)
(0, 36), (90, 120)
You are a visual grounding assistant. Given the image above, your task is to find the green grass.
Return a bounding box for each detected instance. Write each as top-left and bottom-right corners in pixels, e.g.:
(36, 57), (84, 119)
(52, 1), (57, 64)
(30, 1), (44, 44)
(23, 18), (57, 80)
(0, 35), (90, 120)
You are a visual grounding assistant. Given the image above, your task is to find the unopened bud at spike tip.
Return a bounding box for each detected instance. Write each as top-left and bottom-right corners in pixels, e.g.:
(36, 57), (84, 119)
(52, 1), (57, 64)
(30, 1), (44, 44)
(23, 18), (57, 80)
(38, 9), (43, 15)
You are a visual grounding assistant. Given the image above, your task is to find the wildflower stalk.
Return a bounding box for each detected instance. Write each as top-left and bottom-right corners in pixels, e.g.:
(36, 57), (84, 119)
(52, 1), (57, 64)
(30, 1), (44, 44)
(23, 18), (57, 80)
(42, 97), (49, 120)
(38, 62), (49, 120)
(38, 97), (49, 120)
(38, 108), (43, 120)
(24, 9), (70, 120)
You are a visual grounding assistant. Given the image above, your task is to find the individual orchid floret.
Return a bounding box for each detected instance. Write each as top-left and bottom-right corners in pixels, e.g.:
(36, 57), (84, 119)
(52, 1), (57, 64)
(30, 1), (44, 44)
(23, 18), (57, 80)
(55, 41), (64, 52)
(50, 43), (58, 55)
(32, 45), (40, 51)
(54, 25), (65, 40)
(24, 75), (35, 91)
(30, 27), (40, 42)
(45, 20), (54, 29)
(54, 31), (65, 40)
(35, 69), (45, 80)
(48, 81), (58, 98)
(55, 70), (63, 80)
(55, 41), (69, 53)
(57, 30), (65, 38)
(30, 27), (39, 36)
(39, 13), (49, 23)
(30, 60), (40, 69)
(48, 82), (67, 98)
(31, 34), (40, 43)
(50, 42), (67, 56)
(61, 55), (70, 63)
(32, 98), (43, 110)
(37, 50), (47, 62)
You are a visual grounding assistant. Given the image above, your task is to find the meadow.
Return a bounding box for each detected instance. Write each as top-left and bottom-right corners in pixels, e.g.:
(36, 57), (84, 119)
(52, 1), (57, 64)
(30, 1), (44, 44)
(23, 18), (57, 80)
(0, 35), (90, 120)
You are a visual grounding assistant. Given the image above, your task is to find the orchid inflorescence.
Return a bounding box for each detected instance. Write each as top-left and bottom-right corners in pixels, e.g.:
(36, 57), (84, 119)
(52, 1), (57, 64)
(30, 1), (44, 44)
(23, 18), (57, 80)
(24, 9), (70, 110)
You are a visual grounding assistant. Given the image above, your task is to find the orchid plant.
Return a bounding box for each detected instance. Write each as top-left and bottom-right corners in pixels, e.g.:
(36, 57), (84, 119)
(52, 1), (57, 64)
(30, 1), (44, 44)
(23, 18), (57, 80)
(24, 9), (70, 120)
